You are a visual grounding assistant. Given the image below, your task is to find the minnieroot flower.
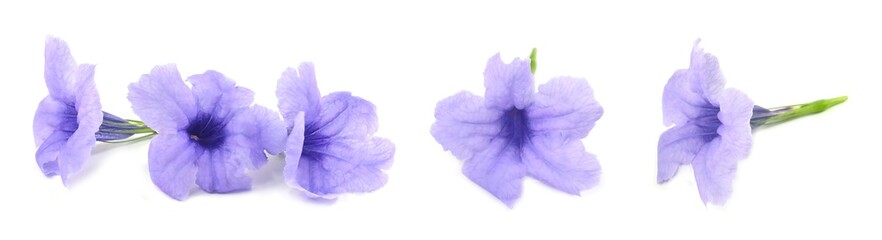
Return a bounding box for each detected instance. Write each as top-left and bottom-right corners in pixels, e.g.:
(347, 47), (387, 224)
(35, 37), (156, 185)
(128, 65), (286, 200)
(658, 39), (847, 205)
(431, 49), (604, 207)
(276, 63), (395, 199)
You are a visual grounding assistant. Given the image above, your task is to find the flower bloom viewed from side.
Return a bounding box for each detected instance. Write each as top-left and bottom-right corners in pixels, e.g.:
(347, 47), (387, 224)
(34, 37), (102, 185)
(658, 40), (847, 205)
(277, 63), (395, 198)
(431, 51), (604, 207)
(128, 65), (286, 200)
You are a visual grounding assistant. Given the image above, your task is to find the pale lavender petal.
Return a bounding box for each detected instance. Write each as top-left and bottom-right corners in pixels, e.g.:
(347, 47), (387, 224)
(462, 139), (526, 207)
(33, 97), (76, 151)
(44, 36), (77, 102)
(225, 105), (287, 168)
(128, 64), (197, 133)
(430, 91), (504, 160)
(148, 133), (199, 200)
(483, 53), (534, 110)
(35, 130), (70, 176)
(527, 77), (603, 140)
(57, 65), (102, 184)
(291, 137), (395, 197)
(195, 147), (252, 194)
(312, 92), (378, 139)
(277, 63), (321, 127)
(283, 112), (306, 190)
(188, 71), (255, 119)
(657, 122), (711, 183)
(522, 135), (600, 195)
(689, 39), (726, 100)
(693, 89), (754, 204)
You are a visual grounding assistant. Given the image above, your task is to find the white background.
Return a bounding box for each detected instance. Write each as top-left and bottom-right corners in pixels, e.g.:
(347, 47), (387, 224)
(1, 0), (880, 239)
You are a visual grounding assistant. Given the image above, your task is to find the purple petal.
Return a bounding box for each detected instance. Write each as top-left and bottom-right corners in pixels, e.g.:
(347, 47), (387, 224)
(277, 63), (321, 127)
(289, 137), (395, 198)
(44, 37), (77, 102)
(692, 89), (752, 205)
(148, 133), (199, 200)
(194, 147), (252, 194)
(187, 71), (255, 119)
(35, 130), (70, 177)
(57, 65), (102, 184)
(662, 40), (727, 126)
(313, 92), (378, 139)
(128, 64), (197, 133)
(462, 139), (526, 207)
(527, 77), (603, 140)
(430, 91), (504, 160)
(226, 105), (287, 168)
(34, 97), (76, 151)
(283, 112), (306, 190)
(522, 135), (601, 195)
(483, 53), (534, 110)
(657, 122), (710, 183)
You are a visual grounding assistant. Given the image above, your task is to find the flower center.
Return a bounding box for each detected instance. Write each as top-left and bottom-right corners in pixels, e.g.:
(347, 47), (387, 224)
(694, 107), (722, 142)
(301, 124), (331, 160)
(186, 113), (226, 149)
(500, 108), (531, 147)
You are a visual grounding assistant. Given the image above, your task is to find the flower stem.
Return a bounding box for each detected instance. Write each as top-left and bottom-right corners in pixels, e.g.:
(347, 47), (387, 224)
(529, 48), (537, 74)
(750, 96), (847, 128)
(96, 111), (158, 143)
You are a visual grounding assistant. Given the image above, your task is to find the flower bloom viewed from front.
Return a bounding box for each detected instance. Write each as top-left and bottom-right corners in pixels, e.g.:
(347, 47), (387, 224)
(431, 50), (604, 207)
(658, 40), (847, 205)
(128, 65), (286, 200)
(276, 63), (395, 199)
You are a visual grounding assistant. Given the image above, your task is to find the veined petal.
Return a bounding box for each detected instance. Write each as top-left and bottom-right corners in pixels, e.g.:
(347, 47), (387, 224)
(44, 36), (77, 102)
(35, 131), (70, 177)
(188, 70), (255, 120)
(462, 139), (526, 207)
(312, 92), (378, 139)
(195, 147), (252, 194)
(226, 105), (287, 168)
(522, 135), (601, 195)
(693, 136), (742, 205)
(483, 53), (534, 110)
(689, 39), (726, 100)
(34, 97), (76, 148)
(277, 63), (322, 127)
(528, 77), (603, 140)
(290, 137), (395, 198)
(148, 133), (199, 200)
(128, 64), (197, 133)
(657, 122), (713, 183)
(283, 112), (306, 191)
(58, 66), (102, 184)
(430, 91), (504, 160)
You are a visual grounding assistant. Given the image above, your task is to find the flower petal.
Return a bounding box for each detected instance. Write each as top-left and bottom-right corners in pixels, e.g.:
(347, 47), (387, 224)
(283, 112), (306, 189)
(528, 77), (603, 140)
(483, 53), (534, 110)
(657, 122), (713, 183)
(313, 92), (378, 139)
(57, 65), (102, 184)
(44, 36), (77, 102)
(430, 91), (504, 160)
(128, 64), (197, 133)
(522, 135), (601, 195)
(226, 105), (287, 168)
(277, 63), (321, 127)
(188, 70), (255, 119)
(289, 137), (395, 198)
(35, 130), (70, 177)
(689, 39), (726, 100)
(148, 133), (199, 200)
(34, 97), (76, 149)
(462, 139), (526, 207)
(662, 40), (727, 126)
(195, 147), (252, 194)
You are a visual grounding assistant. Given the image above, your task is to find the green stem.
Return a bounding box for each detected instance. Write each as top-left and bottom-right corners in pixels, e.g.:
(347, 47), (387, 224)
(529, 48), (537, 74)
(756, 96), (848, 127)
(101, 127), (157, 134)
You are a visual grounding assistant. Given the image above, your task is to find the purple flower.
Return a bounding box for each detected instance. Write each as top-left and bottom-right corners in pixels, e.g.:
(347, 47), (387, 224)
(34, 37), (102, 185)
(431, 52), (603, 207)
(657, 40), (754, 205)
(659, 40), (847, 205)
(128, 65), (286, 200)
(276, 63), (395, 198)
